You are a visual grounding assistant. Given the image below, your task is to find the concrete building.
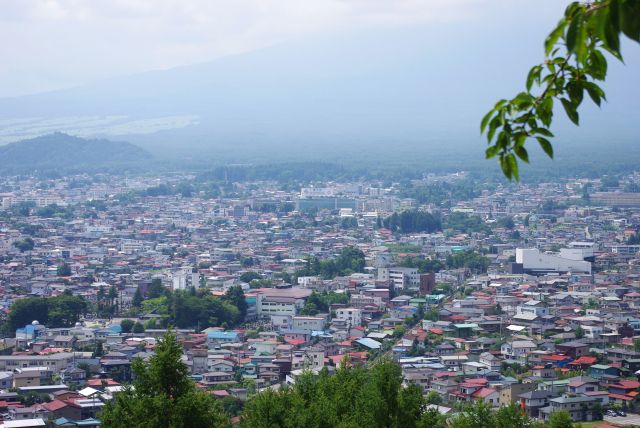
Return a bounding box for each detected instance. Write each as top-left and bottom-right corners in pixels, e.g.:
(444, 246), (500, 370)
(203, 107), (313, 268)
(511, 248), (591, 275)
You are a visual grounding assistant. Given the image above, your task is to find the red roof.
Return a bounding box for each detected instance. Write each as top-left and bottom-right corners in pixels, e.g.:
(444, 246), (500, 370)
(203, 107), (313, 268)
(472, 387), (497, 399)
(569, 356), (598, 365)
(609, 393), (634, 401)
(87, 379), (120, 387)
(541, 354), (571, 361)
(43, 400), (67, 411)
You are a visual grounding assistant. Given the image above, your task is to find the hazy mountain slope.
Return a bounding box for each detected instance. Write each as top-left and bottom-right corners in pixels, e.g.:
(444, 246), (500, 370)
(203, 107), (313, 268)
(0, 4), (636, 163)
(0, 133), (151, 173)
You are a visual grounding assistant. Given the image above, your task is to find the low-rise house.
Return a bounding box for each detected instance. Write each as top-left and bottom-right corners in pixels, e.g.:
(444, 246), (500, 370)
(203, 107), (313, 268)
(538, 395), (601, 422)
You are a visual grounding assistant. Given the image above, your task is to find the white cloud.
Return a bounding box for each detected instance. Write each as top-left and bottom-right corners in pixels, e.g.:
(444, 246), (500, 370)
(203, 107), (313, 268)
(0, 0), (491, 96)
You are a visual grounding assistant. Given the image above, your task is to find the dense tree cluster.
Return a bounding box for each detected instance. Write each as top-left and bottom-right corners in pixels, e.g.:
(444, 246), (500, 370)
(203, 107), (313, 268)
(398, 257), (444, 273)
(299, 291), (349, 316)
(139, 287), (244, 330)
(7, 292), (88, 330)
(240, 359), (435, 428)
(399, 180), (482, 206)
(443, 212), (490, 234)
(383, 210), (441, 234)
(12, 237), (35, 252)
(295, 247), (366, 280)
(446, 250), (491, 273)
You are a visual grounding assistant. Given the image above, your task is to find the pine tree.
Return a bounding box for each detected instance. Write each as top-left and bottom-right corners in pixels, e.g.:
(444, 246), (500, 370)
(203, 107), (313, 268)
(132, 287), (143, 308)
(100, 330), (230, 428)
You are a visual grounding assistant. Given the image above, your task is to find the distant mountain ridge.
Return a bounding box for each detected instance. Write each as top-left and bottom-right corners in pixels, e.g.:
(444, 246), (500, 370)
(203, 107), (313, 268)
(0, 133), (151, 173)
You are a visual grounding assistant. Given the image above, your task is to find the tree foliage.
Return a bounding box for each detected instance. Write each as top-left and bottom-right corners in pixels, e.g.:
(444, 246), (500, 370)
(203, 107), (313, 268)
(100, 330), (230, 428)
(384, 210), (441, 234)
(8, 293), (87, 330)
(140, 288), (241, 329)
(240, 359), (443, 428)
(12, 237), (35, 252)
(295, 247), (366, 280)
(482, 0), (640, 180)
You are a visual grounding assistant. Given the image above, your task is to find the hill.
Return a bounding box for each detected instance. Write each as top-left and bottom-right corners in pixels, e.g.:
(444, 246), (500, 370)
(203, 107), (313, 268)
(0, 133), (151, 174)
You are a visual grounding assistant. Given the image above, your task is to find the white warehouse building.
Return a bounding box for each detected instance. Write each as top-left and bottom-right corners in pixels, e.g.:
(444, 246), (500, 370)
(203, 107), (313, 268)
(514, 248), (592, 275)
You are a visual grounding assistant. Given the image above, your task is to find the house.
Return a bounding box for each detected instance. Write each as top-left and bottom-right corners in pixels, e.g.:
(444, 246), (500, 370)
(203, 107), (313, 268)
(501, 340), (536, 362)
(538, 395), (601, 422)
(207, 359), (235, 373)
(201, 371), (234, 386)
(13, 371), (41, 388)
(518, 390), (553, 418)
(440, 355), (468, 369)
(479, 352), (501, 371)
(607, 379), (640, 396)
(589, 364), (620, 379)
(472, 387), (499, 406)
(497, 382), (536, 406)
(531, 365), (556, 379)
(556, 341), (590, 358)
(567, 377), (599, 394)
(207, 331), (239, 348)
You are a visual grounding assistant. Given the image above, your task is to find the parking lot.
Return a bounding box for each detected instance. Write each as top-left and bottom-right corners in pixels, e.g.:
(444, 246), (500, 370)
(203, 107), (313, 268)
(604, 413), (640, 426)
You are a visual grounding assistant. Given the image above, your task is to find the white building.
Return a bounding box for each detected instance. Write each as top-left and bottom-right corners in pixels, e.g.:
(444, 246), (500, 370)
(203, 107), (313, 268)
(292, 316), (326, 332)
(515, 248), (591, 275)
(378, 267), (420, 290)
(335, 308), (362, 328)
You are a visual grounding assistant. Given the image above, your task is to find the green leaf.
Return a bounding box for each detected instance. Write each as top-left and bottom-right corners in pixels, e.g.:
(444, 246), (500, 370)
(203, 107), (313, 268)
(587, 49), (608, 80)
(500, 156), (512, 180)
(485, 145), (500, 159)
(560, 98), (580, 125)
(567, 81), (584, 106)
(480, 109), (494, 134)
(564, 2), (582, 19)
(512, 92), (534, 109)
(621, 0), (640, 42)
(545, 20), (567, 55)
(506, 154), (519, 181)
(494, 99), (507, 109)
(497, 131), (509, 150)
(610, 0), (621, 32)
(515, 146), (530, 163)
(536, 136), (554, 158)
(583, 81), (606, 106)
(604, 12), (622, 55)
(526, 65), (542, 91)
(537, 97), (554, 127)
(566, 11), (584, 54)
(487, 116), (501, 143)
(533, 128), (554, 138)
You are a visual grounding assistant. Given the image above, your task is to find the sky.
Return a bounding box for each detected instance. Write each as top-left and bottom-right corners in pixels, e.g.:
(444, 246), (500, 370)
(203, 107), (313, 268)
(0, 0), (567, 98)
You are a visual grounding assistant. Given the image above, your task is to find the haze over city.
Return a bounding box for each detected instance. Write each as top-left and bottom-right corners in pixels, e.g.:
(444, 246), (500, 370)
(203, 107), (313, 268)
(0, 2), (639, 428)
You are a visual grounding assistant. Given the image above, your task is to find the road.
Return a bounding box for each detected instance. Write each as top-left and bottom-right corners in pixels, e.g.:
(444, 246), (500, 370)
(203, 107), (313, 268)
(604, 413), (640, 426)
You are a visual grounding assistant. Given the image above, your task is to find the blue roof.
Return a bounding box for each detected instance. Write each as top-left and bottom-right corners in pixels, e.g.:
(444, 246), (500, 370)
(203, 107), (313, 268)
(107, 325), (122, 333)
(17, 325), (37, 334)
(354, 338), (382, 349)
(77, 418), (101, 426)
(208, 331), (238, 339)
